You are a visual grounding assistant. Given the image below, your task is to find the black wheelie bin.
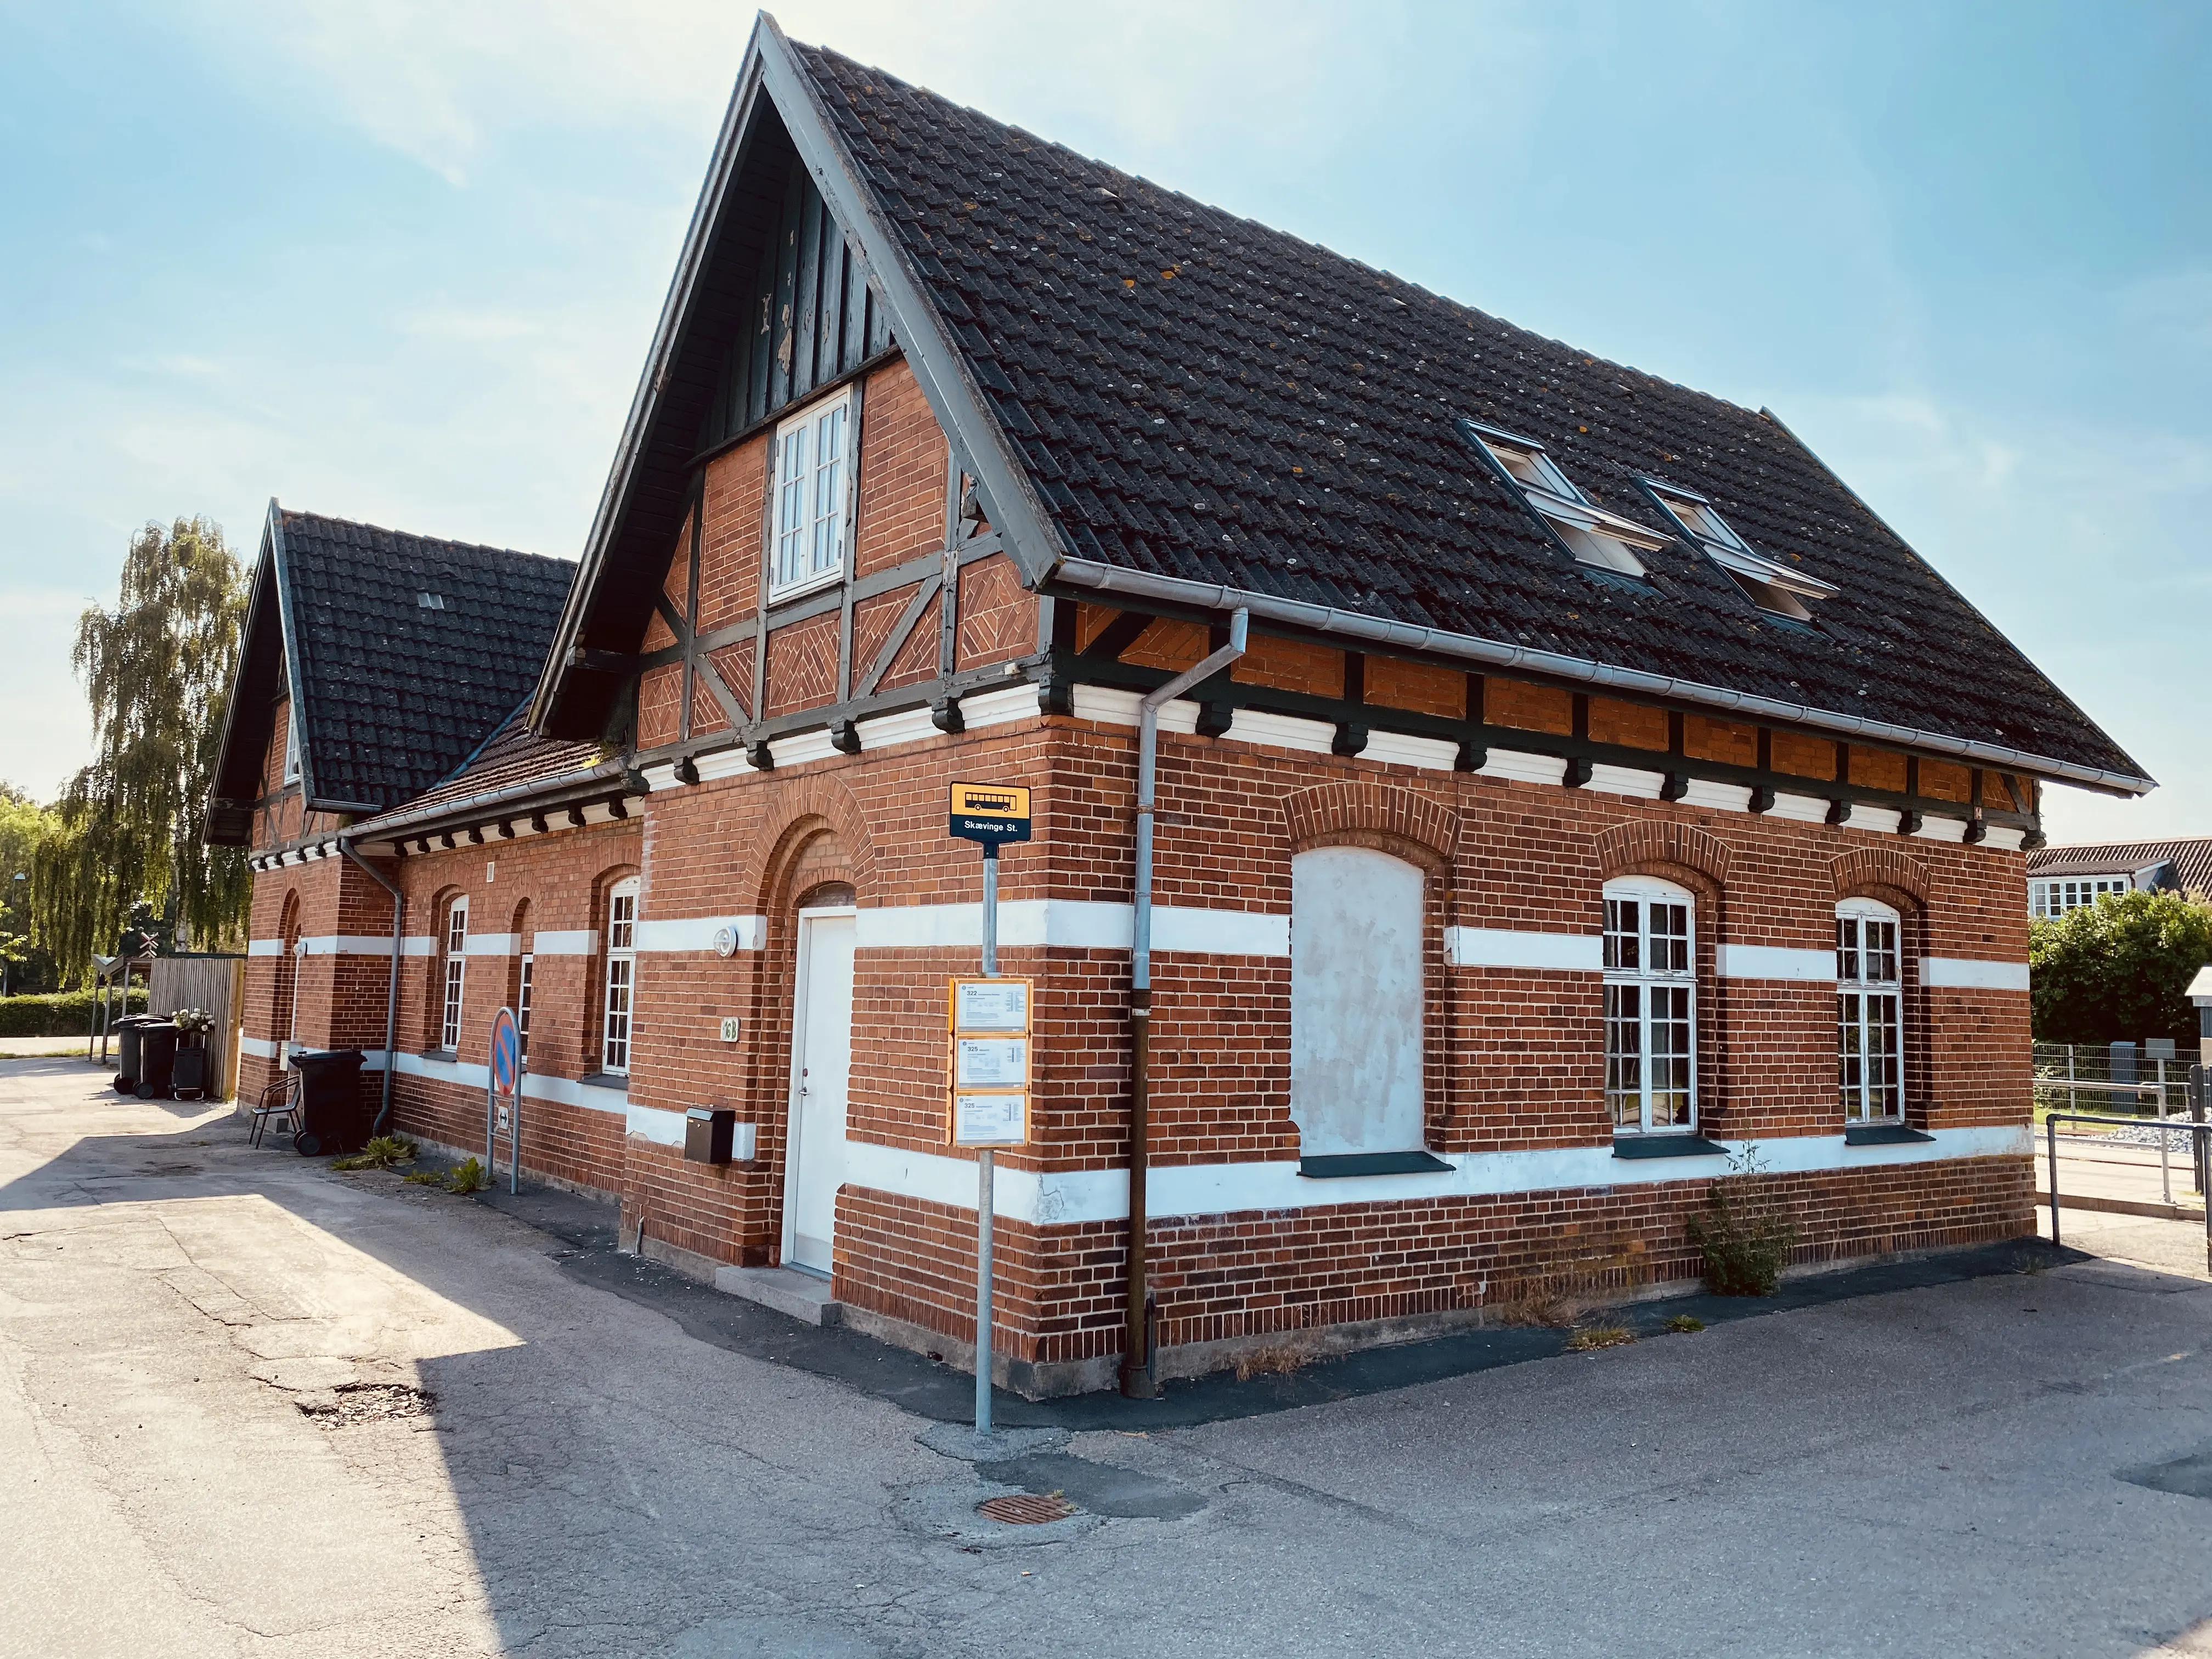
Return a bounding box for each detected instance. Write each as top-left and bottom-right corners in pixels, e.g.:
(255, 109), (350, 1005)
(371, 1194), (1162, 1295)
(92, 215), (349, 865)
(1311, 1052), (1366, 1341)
(133, 1021), (183, 1099)
(290, 1048), (369, 1155)
(111, 1014), (159, 1095)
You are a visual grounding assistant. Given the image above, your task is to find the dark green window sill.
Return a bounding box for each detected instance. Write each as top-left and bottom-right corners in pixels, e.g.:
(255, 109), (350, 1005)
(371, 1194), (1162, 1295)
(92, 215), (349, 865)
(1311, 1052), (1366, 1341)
(1612, 1135), (1727, 1160)
(1844, 1123), (1935, 1146)
(578, 1071), (629, 1091)
(1298, 1150), (1453, 1178)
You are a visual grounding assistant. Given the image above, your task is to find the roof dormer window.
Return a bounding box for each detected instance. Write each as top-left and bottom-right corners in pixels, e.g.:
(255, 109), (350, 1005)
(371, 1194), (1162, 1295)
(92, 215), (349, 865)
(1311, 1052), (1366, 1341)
(1642, 479), (1838, 624)
(1458, 418), (1666, 579)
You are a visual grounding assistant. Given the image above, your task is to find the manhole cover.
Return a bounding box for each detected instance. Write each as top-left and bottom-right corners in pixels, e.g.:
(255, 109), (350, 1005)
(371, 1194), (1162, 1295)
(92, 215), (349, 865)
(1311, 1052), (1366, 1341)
(295, 1382), (435, 1428)
(977, 1492), (1079, 1525)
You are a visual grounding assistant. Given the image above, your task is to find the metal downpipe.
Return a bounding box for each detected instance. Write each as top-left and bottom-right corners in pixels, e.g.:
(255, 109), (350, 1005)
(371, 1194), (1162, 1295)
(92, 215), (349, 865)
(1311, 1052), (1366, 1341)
(337, 838), (404, 1136)
(1123, 608), (1248, 1398)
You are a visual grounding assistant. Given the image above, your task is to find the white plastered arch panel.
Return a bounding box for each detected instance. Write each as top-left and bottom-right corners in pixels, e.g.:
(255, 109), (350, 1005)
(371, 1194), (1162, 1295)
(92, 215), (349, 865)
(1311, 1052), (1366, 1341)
(1289, 845), (1427, 1158)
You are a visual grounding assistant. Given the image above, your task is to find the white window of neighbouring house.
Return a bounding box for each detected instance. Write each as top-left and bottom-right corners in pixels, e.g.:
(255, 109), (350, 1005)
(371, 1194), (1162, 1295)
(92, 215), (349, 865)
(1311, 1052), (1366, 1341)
(1603, 878), (1696, 1133)
(1837, 898), (1904, 1122)
(769, 388), (854, 598)
(601, 878), (639, 1075)
(2029, 876), (2130, 919)
(516, 953), (534, 1065)
(1289, 846), (1426, 1158)
(439, 898), (468, 1052)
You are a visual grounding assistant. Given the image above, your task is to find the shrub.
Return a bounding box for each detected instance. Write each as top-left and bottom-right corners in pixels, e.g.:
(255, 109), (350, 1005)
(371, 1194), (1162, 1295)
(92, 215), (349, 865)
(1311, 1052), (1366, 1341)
(405, 1158), (490, 1195)
(0, 988), (149, 1037)
(1688, 1144), (1798, 1296)
(2030, 888), (2212, 1046)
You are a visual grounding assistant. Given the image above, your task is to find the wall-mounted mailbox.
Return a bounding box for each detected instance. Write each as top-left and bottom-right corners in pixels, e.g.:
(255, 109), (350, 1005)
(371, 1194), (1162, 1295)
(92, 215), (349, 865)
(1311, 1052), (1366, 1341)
(685, 1107), (735, 1165)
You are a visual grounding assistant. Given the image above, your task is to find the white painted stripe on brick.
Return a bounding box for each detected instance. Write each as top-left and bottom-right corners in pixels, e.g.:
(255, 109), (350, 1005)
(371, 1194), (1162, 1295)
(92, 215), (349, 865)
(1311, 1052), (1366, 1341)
(854, 899), (1289, 956)
(1854, 806), (1905, 835)
(696, 747), (758, 782)
(1443, 927), (1601, 972)
(1070, 685), (1199, 734)
(770, 729), (840, 768)
(635, 915), (765, 953)
(247, 939), (283, 957)
(1984, 825), (2025, 851)
(1915, 815), (1970, 844)
(532, 929), (596, 956)
(1480, 748), (1569, 786)
(1716, 944), (1835, 981)
(464, 933), (520, 957)
(1588, 763), (1665, 800)
(1923, 956), (2030, 991)
(857, 706), (938, 751)
(839, 1124), (2033, 1226)
(1224, 708), (1334, 754)
(1360, 730), (1458, 771)
(360, 1048), (630, 1114)
(961, 682), (1044, 730)
(288, 934), (409, 958)
(241, 1035), (279, 1059)
(1681, 778), (1753, 812)
(625, 1103), (686, 1145)
(1768, 792), (1831, 824)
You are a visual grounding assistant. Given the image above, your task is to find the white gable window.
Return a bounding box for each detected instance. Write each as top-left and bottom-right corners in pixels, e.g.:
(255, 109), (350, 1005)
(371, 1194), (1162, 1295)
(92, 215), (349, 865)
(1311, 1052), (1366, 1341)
(2029, 876), (2130, 919)
(1643, 479), (1838, 623)
(1837, 898), (1903, 1123)
(601, 877), (640, 1075)
(439, 897), (468, 1052)
(281, 707), (300, 785)
(1603, 878), (1696, 1133)
(1460, 419), (1667, 578)
(1290, 847), (1427, 1162)
(770, 388), (855, 598)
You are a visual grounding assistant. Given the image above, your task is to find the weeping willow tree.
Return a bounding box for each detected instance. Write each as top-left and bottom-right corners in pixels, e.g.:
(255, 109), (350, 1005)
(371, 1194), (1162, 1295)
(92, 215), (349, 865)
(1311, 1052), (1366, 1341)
(32, 518), (250, 981)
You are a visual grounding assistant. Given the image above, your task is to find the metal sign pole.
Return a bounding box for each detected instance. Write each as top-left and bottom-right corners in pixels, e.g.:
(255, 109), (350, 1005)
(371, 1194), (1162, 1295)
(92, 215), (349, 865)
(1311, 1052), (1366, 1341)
(977, 842), (998, 1438)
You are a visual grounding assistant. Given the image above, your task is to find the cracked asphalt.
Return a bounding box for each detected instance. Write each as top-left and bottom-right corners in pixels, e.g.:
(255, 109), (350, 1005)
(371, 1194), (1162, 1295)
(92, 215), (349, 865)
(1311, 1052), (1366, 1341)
(6, 1054), (2212, 1658)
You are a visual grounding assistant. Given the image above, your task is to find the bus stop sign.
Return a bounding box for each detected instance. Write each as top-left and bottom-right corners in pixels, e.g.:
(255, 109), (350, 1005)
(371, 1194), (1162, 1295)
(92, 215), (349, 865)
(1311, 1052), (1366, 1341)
(949, 781), (1031, 847)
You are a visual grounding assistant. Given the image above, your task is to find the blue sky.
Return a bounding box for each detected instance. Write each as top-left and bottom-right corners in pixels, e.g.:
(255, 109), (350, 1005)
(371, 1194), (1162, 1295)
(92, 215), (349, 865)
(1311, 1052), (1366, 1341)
(2, 1), (2205, 843)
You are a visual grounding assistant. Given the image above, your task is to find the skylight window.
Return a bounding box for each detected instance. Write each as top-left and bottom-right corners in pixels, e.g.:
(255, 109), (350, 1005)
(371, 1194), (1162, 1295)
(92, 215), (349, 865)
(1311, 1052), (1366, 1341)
(1457, 418), (1666, 578)
(1640, 479), (1839, 623)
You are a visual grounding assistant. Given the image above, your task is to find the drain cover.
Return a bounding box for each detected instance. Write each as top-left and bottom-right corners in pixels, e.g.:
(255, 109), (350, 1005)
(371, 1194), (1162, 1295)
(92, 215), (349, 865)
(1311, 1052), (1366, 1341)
(977, 1492), (1079, 1525)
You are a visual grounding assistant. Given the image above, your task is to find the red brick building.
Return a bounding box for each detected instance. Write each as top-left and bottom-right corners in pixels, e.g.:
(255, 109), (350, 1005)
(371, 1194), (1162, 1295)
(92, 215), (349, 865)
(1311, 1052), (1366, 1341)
(208, 18), (2152, 1397)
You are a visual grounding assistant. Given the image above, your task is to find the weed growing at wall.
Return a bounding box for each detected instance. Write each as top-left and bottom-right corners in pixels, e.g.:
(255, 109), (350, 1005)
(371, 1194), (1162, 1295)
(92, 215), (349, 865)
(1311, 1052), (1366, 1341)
(1688, 1144), (1798, 1296)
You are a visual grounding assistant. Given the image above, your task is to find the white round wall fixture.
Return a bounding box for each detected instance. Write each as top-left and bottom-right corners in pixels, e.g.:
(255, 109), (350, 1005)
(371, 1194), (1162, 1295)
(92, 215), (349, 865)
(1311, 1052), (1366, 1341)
(710, 924), (738, 958)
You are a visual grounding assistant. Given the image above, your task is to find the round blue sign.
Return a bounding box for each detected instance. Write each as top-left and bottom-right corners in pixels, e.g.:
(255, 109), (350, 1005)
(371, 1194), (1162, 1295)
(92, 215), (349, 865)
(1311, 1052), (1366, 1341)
(489, 1008), (520, 1093)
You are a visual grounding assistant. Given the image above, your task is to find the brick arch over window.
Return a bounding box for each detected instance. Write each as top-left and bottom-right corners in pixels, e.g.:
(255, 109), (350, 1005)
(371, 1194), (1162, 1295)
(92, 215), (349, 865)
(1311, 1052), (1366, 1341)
(1593, 822), (1733, 889)
(1280, 782), (1459, 867)
(748, 776), (879, 913)
(1831, 847), (1932, 907)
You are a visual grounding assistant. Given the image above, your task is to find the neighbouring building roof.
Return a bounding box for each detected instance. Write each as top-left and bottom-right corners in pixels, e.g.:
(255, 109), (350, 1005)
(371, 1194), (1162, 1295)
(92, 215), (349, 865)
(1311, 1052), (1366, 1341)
(207, 504), (575, 842)
(345, 705), (618, 842)
(2029, 838), (2212, 895)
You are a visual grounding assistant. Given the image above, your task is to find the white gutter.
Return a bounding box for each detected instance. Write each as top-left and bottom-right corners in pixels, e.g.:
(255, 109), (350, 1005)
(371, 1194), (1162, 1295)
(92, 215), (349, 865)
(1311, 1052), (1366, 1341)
(1050, 560), (2154, 797)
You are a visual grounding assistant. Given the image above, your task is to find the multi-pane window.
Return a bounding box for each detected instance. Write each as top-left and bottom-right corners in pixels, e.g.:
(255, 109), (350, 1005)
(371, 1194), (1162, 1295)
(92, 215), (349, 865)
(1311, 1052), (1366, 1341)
(439, 898), (468, 1052)
(601, 878), (639, 1075)
(1602, 879), (1696, 1133)
(516, 953), (534, 1065)
(1460, 418), (1664, 578)
(770, 390), (853, 596)
(1837, 900), (1903, 1122)
(1643, 479), (1838, 622)
(2029, 877), (2130, 919)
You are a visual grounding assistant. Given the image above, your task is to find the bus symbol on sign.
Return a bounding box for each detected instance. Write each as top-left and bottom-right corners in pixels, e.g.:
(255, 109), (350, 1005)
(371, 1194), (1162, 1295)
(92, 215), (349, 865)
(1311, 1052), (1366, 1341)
(949, 781), (1032, 847)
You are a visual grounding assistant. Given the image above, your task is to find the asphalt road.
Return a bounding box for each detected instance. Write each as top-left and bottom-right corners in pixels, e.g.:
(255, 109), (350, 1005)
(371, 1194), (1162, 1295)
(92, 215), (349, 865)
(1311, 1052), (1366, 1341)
(5, 1053), (2211, 1658)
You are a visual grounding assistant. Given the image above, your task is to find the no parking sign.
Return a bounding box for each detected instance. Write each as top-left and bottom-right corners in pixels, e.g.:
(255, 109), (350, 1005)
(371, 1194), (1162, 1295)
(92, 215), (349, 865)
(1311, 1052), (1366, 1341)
(486, 1006), (522, 1193)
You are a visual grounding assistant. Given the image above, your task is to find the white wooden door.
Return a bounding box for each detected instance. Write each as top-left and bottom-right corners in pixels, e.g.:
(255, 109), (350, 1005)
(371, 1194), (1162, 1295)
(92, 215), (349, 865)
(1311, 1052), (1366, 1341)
(784, 910), (855, 1274)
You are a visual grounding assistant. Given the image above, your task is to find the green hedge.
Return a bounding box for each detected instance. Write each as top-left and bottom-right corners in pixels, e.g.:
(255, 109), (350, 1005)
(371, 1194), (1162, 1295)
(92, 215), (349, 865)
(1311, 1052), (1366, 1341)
(0, 988), (150, 1038)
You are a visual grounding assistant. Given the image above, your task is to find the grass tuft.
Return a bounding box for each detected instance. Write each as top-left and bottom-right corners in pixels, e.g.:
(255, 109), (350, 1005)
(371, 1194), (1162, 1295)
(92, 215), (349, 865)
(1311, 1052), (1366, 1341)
(1664, 1314), (1706, 1334)
(1564, 1325), (1635, 1352)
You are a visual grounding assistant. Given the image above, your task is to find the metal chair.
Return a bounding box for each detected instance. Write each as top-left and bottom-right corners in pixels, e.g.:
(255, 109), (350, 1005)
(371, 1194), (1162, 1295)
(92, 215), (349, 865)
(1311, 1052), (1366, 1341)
(249, 1068), (300, 1149)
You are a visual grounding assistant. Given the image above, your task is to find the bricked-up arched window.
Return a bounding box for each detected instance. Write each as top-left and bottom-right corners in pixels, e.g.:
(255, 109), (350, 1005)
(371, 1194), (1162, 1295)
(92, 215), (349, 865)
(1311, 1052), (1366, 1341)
(1837, 898), (1904, 1122)
(1603, 877), (1697, 1134)
(438, 896), (469, 1052)
(274, 891), (301, 1053)
(601, 877), (639, 1075)
(1289, 846), (1426, 1159)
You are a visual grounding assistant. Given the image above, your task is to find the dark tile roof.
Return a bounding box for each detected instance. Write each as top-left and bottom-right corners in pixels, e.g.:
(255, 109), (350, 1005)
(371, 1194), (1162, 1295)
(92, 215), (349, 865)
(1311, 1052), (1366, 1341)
(276, 510), (575, 811)
(348, 706), (613, 837)
(2030, 838), (2212, 893)
(791, 42), (2142, 784)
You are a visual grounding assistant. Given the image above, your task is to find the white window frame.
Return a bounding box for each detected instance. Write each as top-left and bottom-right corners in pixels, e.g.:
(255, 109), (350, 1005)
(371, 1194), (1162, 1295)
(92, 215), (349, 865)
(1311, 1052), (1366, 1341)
(1602, 877), (1697, 1134)
(439, 897), (468, 1053)
(2028, 876), (2130, 919)
(281, 706), (300, 785)
(601, 878), (639, 1076)
(516, 951), (534, 1065)
(1837, 898), (1904, 1124)
(768, 388), (856, 601)
(1641, 477), (1839, 620)
(1462, 419), (1666, 578)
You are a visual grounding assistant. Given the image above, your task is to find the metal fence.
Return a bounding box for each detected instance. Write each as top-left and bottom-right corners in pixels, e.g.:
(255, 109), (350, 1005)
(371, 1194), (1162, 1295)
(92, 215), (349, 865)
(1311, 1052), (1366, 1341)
(2034, 1042), (2210, 1210)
